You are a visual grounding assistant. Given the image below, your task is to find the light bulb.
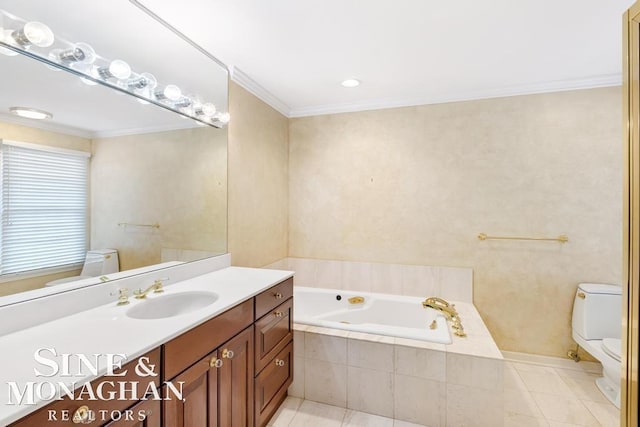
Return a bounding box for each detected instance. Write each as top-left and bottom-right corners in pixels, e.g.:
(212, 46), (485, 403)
(126, 72), (157, 90)
(155, 84), (181, 102)
(52, 42), (96, 65)
(174, 97), (192, 108)
(0, 30), (19, 56)
(96, 59), (131, 80)
(12, 21), (54, 48)
(215, 112), (230, 124)
(201, 103), (216, 117)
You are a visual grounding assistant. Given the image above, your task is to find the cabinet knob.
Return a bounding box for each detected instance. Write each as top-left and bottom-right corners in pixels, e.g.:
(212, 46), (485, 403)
(222, 348), (235, 359)
(274, 292), (283, 299)
(209, 357), (223, 368)
(274, 311), (284, 318)
(275, 359), (285, 367)
(72, 405), (93, 424)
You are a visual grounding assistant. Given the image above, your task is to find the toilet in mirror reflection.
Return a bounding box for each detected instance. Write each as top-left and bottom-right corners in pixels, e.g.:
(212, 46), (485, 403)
(45, 249), (119, 286)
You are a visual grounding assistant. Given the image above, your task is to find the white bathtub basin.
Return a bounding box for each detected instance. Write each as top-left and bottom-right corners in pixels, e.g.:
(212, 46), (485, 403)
(294, 287), (452, 344)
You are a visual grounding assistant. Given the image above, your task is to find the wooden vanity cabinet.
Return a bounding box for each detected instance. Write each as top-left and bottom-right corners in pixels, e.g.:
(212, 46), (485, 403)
(162, 297), (255, 427)
(10, 277), (294, 427)
(253, 278), (294, 427)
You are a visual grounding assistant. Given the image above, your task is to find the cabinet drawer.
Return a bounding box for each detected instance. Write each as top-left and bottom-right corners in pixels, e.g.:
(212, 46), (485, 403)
(10, 348), (161, 427)
(163, 298), (253, 380)
(255, 298), (293, 374)
(254, 341), (294, 427)
(255, 278), (293, 320)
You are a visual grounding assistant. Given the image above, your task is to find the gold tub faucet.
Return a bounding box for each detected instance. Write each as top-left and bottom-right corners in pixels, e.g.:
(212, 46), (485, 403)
(422, 296), (467, 337)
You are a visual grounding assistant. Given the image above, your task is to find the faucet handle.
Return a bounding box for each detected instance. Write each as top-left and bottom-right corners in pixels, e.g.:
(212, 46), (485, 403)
(153, 277), (168, 292)
(117, 288), (130, 306)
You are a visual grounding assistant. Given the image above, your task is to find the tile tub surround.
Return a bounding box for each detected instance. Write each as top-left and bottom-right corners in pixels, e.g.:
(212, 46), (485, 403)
(289, 299), (504, 426)
(264, 258), (473, 303)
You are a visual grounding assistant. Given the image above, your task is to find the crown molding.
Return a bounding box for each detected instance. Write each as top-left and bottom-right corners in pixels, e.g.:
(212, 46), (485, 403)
(90, 122), (204, 139)
(288, 73), (622, 118)
(230, 67), (291, 117)
(0, 113), (93, 139)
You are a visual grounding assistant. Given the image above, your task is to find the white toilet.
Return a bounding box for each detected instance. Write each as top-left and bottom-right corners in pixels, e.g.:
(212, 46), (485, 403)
(571, 283), (622, 408)
(45, 249), (119, 286)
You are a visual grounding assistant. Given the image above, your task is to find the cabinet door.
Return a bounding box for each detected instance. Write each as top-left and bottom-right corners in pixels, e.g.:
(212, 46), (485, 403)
(104, 399), (160, 427)
(163, 351), (220, 427)
(218, 326), (254, 427)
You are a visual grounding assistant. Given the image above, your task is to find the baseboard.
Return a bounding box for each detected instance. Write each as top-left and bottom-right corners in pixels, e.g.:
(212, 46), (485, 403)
(502, 350), (602, 373)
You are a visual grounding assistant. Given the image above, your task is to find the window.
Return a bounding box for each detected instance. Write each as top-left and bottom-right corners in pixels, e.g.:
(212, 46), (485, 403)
(0, 140), (89, 278)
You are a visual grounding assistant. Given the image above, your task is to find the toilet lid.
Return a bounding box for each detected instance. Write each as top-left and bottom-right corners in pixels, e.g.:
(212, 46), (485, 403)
(602, 338), (621, 362)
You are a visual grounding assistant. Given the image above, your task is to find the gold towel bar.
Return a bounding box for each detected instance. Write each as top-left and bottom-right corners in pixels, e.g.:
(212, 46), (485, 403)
(118, 222), (160, 229)
(477, 233), (568, 243)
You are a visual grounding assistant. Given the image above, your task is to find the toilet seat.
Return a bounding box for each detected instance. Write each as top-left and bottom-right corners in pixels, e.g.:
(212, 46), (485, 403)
(602, 338), (621, 362)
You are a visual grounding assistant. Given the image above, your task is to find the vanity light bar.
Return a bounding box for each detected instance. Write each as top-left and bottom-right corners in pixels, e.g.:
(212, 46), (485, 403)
(0, 9), (228, 127)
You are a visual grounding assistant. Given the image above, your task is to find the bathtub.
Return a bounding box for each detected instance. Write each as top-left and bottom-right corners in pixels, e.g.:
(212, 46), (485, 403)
(293, 286), (452, 344)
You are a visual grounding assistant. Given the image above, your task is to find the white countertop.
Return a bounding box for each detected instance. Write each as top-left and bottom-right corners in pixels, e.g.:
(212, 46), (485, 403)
(0, 266), (293, 425)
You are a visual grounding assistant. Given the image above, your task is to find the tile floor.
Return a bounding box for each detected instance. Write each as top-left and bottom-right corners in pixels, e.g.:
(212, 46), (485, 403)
(268, 360), (620, 427)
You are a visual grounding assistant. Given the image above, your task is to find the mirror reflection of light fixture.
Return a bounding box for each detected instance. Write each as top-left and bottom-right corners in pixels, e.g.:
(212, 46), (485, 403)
(0, 30), (19, 56)
(9, 106), (52, 120)
(94, 59), (132, 80)
(195, 102), (216, 118)
(173, 97), (192, 108)
(0, 9), (229, 128)
(49, 42), (95, 65)
(11, 22), (54, 48)
(155, 84), (182, 102)
(126, 72), (157, 90)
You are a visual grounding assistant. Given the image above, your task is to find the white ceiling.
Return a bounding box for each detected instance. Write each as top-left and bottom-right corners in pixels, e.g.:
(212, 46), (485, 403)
(140, 0), (634, 117)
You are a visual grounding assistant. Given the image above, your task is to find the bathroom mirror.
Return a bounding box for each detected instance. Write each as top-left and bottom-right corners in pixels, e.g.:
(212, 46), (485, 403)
(0, 0), (228, 301)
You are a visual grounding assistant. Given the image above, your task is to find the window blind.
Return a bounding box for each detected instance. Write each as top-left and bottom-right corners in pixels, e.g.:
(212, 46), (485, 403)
(0, 140), (89, 276)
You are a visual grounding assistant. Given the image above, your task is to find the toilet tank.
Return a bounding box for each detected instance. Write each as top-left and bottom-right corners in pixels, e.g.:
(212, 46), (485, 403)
(572, 283), (622, 340)
(81, 249), (119, 276)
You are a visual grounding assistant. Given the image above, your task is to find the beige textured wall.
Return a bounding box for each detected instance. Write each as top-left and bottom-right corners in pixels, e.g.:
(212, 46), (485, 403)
(288, 87), (622, 357)
(0, 121), (89, 295)
(91, 127), (227, 271)
(228, 82), (289, 267)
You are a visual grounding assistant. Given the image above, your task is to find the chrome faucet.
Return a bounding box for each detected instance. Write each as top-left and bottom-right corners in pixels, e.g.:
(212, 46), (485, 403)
(422, 296), (467, 337)
(134, 278), (166, 299)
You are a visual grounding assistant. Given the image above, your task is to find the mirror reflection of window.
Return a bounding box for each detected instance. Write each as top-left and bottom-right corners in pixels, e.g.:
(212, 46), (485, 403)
(0, 140), (89, 278)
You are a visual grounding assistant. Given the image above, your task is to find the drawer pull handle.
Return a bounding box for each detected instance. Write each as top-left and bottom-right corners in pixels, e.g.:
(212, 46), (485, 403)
(222, 348), (234, 359)
(72, 405), (93, 424)
(275, 359), (286, 367)
(209, 357), (223, 368)
(274, 292), (283, 299)
(274, 311), (284, 318)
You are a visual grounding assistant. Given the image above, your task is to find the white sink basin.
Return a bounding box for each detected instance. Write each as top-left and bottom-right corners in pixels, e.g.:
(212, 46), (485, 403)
(126, 291), (219, 320)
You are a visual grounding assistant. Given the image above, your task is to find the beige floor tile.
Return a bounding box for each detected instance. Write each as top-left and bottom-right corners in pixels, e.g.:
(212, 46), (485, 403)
(268, 396), (304, 426)
(342, 410), (394, 426)
(559, 375), (609, 403)
(393, 421), (427, 427)
(511, 362), (557, 375)
(504, 363), (528, 391)
(583, 400), (620, 427)
(504, 387), (545, 418)
(531, 392), (600, 426)
(518, 370), (576, 397)
(288, 400), (346, 427)
(504, 412), (550, 427)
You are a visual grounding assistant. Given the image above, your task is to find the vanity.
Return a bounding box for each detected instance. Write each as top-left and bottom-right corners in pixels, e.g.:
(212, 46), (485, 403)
(0, 264), (294, 427)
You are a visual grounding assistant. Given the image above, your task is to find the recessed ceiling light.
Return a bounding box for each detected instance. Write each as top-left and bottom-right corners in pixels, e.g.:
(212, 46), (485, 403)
(341, 79), (360, 88)
(9, 107), (53, 120)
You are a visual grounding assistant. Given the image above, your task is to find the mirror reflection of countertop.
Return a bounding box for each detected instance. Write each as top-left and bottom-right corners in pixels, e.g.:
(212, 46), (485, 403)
(0, 266), (293, 425)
